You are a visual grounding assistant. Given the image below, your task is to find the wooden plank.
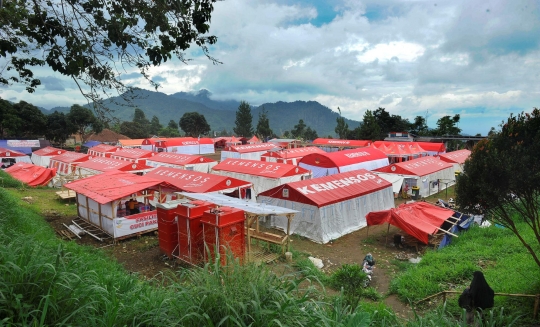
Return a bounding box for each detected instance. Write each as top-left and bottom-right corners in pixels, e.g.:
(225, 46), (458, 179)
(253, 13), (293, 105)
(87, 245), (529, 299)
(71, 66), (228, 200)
(56, 190), (76, 199)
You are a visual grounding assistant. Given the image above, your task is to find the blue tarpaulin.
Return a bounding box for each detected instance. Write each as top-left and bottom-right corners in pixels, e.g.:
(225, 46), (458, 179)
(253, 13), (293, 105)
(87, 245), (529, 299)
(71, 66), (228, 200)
(0, 140), (33, 154)
(83, 141), (101, 148)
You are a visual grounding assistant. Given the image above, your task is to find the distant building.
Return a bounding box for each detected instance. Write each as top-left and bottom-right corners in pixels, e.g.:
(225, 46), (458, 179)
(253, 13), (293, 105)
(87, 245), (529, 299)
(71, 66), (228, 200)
(384, 132), (415, 142)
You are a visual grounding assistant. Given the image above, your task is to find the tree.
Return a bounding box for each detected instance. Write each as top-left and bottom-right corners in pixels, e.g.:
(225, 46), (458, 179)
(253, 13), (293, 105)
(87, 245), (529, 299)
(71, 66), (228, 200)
(66, 104), (103, 143)
(233, 101), (253, 137)
(148, 116), (163, 136)
(45, 111), (77, 146)
(291, 119), (307, 139)
(159, 120), (180, 137)
(372, 107), (411, 140)
(119, 121), (149, 139)
(179, 112), (210, 137)
(167, 120), (179, 130)
(304, 127), (318, 141)
(1, 0), (219, 118)
(435, 114), (461, 136)
(411, 115), (429, 136)
(0, 98), (22, 137)
(357, 110), (381, 140)
(12, 101), (47, 138)
(456, 108), (540, 268)
(255, 106), (273, 140)
(335, 107), (349, 139)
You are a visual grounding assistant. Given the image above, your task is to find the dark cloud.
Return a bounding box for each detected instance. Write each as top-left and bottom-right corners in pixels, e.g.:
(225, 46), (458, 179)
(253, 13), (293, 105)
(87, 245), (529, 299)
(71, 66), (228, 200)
(40, 76), (65, 91)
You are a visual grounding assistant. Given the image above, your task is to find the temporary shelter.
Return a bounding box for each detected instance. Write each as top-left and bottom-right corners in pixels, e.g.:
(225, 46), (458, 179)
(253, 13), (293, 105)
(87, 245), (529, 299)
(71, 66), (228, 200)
(4, 162), (56, 186)
(87, 144), (119, 158)
(145, 167), (252, 201)
(31, 146), (67, 167)
(118, 139), (145, 148)
(0, 147), (32, 166)
(75, 157), (152, 177)
(83, 141), (101, 148)
(260, 147), (325, 165)
(141, 137), (167, 151)
(211, 159), (312, 199)
(155, 137), (215, 154)
(373, 156), (455, 198)
(221, 143), (280, 161)
(145, 152), (217, 173)
(267, 138), (302, 149)
(438, 149), (471, 174)
(298, 147), (389, 178)
(373, 142), (426, 163)
(312, 138), (372, 152)
(213, 136), (242, 149)
(64, 171), (163, 240)
(366, 202), (458, 245)
(110, 148), (155, 165)
(258, 169), (394, 244)
(247, 135), (261, 144)
(48, 151), (90, 176)
(415, 142), (446, 156)
(0, 140), (41, 154)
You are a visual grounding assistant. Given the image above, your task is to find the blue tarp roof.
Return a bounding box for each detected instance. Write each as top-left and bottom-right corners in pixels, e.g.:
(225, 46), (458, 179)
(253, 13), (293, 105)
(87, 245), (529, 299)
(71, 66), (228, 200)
(83, 140), (101, 147)
(0, 140), (32, 154)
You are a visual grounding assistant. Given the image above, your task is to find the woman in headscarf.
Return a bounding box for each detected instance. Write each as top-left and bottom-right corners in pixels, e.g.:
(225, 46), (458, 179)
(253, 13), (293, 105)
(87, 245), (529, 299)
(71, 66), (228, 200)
(459, 270), (495, 324)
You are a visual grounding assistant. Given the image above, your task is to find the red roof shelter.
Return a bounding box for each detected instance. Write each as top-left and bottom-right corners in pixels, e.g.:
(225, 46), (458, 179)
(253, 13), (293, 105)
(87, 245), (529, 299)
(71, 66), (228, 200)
(145, 152), (217, 173)
(110, 148), (155, 165)
(414, 142), (446, 155)
(312, 138), (372, 152)
(438, 149), (471, 175)
(220, 143), (280, 161)
(260, 146), (325, 165)
(366, 202), (456, 244)
(258, 169), (394, 243)
(155, 137), (215, 154)
(212, 159), (312, 198)
(75, 157), (151, 177)
(298, 147), (389, 178)
(0, 147), (32, 166)
(87, 144), (120, 158)
(141, 137), (167, 151)
(374, 156), (455, 198)
(49, 152), (90, 176)
(4, 162), (56, 186)
(64, 171), (164, 239)
(31, 146), (67, 167)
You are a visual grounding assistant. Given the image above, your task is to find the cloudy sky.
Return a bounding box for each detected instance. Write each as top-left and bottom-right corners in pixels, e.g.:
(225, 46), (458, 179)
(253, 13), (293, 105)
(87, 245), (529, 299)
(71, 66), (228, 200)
(1, 0), (539, 135)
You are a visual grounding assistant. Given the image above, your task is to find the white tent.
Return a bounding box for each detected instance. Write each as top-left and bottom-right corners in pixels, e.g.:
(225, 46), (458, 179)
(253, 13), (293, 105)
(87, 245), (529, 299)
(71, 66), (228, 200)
(31, 147), (67, 167)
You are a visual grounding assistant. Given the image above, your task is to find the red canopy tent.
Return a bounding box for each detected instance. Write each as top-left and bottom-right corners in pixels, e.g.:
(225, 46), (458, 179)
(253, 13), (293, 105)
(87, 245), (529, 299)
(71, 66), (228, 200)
(49, 151), (91, 176)
(155, 137), (215, 154)
(145, 152), (217, 173)
(0, 147), (32, 166)
(366, 202), (456, 244)
(312, 138), (372, 152)
(220, 143), (280, 161)
(260, 146), (325, 165)
(438, 149), (471, 175)
(258, 169), (394, 243)
(298, 147), (389, 178)
(247, 135), (261, 144)
(4, 162), (57, 186)
(110, 148), (155, 165)
(31, 146), (67, 167)
(75, 157), (151, 177)
(414, 142), (446, 155)
(141, 137), (167, 151)
(87, 144), (120, 158)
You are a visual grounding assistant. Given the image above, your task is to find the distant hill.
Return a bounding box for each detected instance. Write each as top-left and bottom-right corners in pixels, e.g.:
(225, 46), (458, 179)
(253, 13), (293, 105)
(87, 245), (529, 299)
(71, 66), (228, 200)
(40, 89), (361, 137)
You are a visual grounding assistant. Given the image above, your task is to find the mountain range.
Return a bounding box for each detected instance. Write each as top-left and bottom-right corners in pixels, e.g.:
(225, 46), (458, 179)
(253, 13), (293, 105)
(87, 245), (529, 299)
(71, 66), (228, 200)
(44, 89), (361, 137)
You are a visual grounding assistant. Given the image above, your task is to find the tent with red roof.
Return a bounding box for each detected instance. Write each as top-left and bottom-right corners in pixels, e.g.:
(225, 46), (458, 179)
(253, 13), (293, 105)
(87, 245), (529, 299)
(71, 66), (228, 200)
(0, 147), (32, 167)
(145, 152), (217, 173)
(75, 157), (152, 177)
(366, 202), (456, 244)
(247, 135), (261, 144)
(31, 146), (67, 167)
(64, 171), (164, 239)
(4, 162), (57, 186)
(312, 138), (372, 152)
(141, 137), (167, 151)
(49, 151), (90, 176)
(260, 146), (325, 165)
(87, 144), (120, 158)
(438, 149), (471, 174)
(220, 143), (280, 161)
(155, 137), (214, 154)
(211, 159), (312, 199)
(414, 142), (446, 155)
(298, 147), (389, 178)
(258, 169), (394, 243)
(110, 148), (155, 165)
(373, 156), (455, 198)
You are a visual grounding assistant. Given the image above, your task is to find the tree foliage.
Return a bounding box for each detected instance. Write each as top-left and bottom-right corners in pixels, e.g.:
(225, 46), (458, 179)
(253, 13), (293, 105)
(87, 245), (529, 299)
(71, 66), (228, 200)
(12, 101), (47, 138)
(149, 116), (163, 136)
(356, 110), (381, 141)
(456, 108), (540, 268)
(372, 107), (410, 139)
(411, 115), (429, 136)
(66, 104), (103, 143)
(0, 98), (22, 137)
(255, 106), (273, 140)
(119, 121), (148, 139)
(179, 112), (210, 137)
(335, 107), (349, 139)
(233, 101), (253, 137)
(0, 0), (219, 118)
(291, 119), (306, 139)
(435, 114), (461, 136)
(45, 111), (77, 145)
(304, 126), (318, 141)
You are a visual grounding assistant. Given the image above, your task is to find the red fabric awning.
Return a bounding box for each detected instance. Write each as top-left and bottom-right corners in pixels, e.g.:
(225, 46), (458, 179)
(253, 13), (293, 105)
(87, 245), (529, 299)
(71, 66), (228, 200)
(374, 156), (453, 176)
(258, 169), (392, 207)
(64, 171), (163, 204)
(4, 162), (56, 186)
(212, 158), (311, 178)
(366, 202), (455, 244)
(145, 167), (251, 192)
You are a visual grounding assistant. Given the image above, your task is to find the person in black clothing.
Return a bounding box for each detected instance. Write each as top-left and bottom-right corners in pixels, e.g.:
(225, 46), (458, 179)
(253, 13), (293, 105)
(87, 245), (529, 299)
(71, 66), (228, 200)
(459, 271), (495, 324)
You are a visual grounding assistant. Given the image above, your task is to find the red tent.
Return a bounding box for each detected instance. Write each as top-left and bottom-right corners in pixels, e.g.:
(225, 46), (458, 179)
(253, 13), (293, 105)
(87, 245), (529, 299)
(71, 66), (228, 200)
(298, 147), (389, 178)
(145, 152), (217, 173)
(145, 167), (252, 194)
(312, 138), (372, 147)
(76, 157), (151, 176)
(87, 144), (120, 158)
(155, 137), (215, 154)
(366, 202), (455, 244)
(110, 148), (155, 165)
(141, 137), (167, 151)
(438, 149), (471, 165)
(260, 146), (325, 165)
(4, 162), (57, 186)
(374, 156), (453, 176)
(247, 135), (261, 144)
(31, 146), (68, 167)
(213, 158), (311, 178)
(49, 151), (91, 175)
(414, 142), (446, 155)
(221, 143), (280, 161)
